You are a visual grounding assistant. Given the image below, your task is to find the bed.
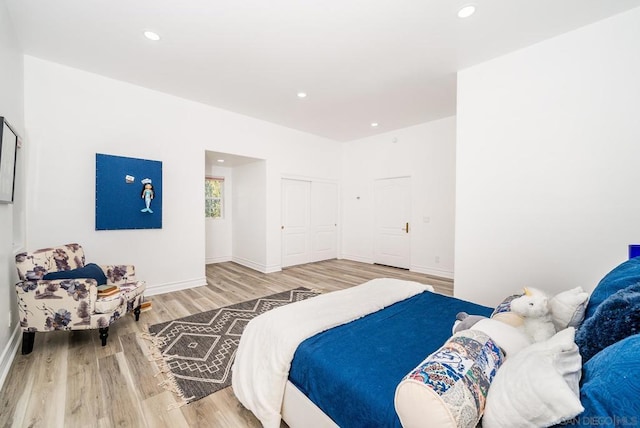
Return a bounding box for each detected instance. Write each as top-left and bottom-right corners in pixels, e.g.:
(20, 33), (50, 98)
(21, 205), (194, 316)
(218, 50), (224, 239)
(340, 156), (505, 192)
(232, 278), (493, 427)
(287, 290), (494, 427)
(233, 259), (640, 428)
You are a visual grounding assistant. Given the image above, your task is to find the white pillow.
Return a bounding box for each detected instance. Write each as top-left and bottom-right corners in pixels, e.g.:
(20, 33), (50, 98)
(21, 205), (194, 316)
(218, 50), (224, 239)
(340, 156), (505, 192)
(549, 287), (589, 331)
(482, 327), (583, 428)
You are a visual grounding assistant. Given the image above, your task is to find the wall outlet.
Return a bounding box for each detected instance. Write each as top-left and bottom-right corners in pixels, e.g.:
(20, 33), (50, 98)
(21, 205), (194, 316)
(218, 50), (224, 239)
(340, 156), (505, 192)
(435, 256), (440, 264)
(7, 310), (12, 328)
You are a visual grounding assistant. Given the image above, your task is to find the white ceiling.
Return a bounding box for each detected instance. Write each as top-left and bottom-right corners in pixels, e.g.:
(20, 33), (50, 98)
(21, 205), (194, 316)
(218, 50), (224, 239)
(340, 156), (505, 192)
(205, 150), (262, 168)
(6, 0), (640, 141)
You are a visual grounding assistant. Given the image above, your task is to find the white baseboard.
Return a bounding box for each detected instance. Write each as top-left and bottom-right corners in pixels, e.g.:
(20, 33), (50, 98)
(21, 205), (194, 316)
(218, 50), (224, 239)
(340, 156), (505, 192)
(231, 256), (281, 274)
(0, 324), (22, 391)
(411, 265), (454, 279)
(340, 256), (454, 280)
(145, 277), (207, 296)
(205, 256), (232, 265)
(231, 256), (264, 272)
(340, 254), (373, 264)
(264, 264), (282, 274)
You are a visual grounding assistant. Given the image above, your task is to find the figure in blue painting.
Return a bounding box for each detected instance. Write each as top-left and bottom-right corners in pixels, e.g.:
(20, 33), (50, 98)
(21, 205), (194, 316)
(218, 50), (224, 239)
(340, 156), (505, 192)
(141, 178), (154, 213)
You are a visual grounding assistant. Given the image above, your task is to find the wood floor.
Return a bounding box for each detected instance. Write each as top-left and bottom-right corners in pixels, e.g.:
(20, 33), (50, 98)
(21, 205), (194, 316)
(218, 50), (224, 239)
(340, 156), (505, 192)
(0, 259), (452, 428)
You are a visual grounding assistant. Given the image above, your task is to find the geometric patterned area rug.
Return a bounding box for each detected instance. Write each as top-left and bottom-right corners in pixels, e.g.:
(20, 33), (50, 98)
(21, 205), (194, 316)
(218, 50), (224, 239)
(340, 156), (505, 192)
(145, 287), (320, 406)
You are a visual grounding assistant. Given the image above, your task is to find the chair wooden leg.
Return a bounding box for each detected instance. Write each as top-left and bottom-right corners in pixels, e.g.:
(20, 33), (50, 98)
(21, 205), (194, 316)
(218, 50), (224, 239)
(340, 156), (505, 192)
(134, 305), (141, 322)
(99, 327), (109, 346)
(21, 331), (35, 355)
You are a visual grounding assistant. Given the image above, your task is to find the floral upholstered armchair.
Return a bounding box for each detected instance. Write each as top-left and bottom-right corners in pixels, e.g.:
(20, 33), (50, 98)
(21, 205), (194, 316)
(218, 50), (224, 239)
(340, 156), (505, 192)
(15, 243), (146, 354)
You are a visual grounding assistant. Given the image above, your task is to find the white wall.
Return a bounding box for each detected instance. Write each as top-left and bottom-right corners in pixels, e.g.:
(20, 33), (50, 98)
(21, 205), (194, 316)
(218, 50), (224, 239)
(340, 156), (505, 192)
(263, 142), (343, 272)
(341, 117), (456, 278)
(455, 7), (640, 306)
(0, 0), (25, 388)
(205, 164), (233, 264)
(232, 161), (268, 270)
(23, 56), (342, 294)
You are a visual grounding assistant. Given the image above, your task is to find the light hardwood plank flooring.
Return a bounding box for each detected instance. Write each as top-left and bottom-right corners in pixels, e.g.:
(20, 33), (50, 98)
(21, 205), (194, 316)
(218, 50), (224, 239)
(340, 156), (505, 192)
(0, 259), (452, 428)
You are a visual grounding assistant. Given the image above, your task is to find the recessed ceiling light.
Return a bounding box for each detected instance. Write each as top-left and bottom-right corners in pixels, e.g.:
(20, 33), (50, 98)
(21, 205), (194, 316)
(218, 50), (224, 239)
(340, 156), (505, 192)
(297, 92), (307, 98)
(217, 159), (225, 163)
(457, 5), (476, 18)
(371, 122), (379, 127)
(144, 31), (161, 41)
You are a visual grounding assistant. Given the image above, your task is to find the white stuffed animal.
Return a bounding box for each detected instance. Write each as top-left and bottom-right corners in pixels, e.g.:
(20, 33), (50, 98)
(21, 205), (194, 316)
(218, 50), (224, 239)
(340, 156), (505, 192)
(510, 287), (556, 343)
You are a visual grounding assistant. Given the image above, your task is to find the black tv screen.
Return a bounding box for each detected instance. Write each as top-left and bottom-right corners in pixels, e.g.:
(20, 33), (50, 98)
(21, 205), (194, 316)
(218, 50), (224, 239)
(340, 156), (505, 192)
(0, 116), (18, 203)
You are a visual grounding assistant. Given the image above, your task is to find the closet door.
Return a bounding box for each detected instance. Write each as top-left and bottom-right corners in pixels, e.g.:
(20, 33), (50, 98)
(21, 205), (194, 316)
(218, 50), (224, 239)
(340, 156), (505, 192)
(281, 179), (311, 268)
(282, 179), (338, 268)
(311, 182), (338, 262)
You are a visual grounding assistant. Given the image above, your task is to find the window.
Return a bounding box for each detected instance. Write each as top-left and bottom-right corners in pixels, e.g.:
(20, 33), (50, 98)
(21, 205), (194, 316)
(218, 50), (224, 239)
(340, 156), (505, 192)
(205, 177), (224, 218)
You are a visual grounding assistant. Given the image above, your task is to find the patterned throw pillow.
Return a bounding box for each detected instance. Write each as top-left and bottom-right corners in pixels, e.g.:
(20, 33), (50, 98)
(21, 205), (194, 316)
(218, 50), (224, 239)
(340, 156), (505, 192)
(490, 294), (524, 328)
(395, 329), (505, 428)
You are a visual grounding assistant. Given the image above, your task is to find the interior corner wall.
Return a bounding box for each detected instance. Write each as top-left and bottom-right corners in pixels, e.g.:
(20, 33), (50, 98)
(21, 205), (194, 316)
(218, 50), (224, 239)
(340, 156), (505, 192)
(232, 161), (267, 271)
(0, 0), (25, 387)
(455, 7), (640, 306)
(341, 117), (456, 278)
(23, 56), (342, 291)
(205, 164), (232, 264)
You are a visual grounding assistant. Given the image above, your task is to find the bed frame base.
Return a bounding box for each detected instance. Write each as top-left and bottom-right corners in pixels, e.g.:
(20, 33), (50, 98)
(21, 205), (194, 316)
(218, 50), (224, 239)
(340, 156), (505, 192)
(282, 381), (339, 428)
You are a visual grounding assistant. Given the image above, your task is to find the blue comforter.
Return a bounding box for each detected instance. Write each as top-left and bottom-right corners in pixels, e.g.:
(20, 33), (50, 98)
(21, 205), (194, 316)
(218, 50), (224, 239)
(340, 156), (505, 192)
(289, 290), (494, 427)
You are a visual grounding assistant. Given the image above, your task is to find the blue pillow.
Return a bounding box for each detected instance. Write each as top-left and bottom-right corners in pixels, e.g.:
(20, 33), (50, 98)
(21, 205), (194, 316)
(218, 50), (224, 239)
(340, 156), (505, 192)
(585, 257), (640, 321)
(43, 263), (107, 286)
(575, 283), (640, 363)
(559, 334), (640, 427)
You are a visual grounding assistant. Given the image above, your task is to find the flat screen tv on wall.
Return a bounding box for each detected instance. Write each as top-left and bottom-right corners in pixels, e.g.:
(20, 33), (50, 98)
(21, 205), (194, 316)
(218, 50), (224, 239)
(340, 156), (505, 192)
(0, 117), (19, 204)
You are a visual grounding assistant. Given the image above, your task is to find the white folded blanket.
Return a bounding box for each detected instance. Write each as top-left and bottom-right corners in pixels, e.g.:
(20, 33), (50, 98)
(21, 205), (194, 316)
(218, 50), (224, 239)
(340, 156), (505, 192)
(232, 278), (433, 428)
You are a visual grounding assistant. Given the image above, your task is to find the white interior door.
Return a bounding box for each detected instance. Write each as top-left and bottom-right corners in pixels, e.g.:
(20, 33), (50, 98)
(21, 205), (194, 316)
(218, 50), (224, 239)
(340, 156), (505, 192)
(311, 181), (338, 262)
(374, 177), (411, 269)
(282, 179), (311, 268)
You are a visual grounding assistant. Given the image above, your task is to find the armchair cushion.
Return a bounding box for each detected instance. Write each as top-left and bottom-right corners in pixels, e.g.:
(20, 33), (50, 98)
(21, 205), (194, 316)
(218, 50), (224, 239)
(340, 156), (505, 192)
(16, 278), (98, 331)
(94, 281), (146, 314)
(43, 263), (107, 285)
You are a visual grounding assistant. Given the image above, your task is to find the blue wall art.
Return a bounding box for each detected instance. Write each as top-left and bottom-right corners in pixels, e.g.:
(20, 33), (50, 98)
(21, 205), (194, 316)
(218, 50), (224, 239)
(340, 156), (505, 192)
(95, 153), (163, 230)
